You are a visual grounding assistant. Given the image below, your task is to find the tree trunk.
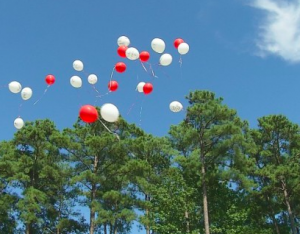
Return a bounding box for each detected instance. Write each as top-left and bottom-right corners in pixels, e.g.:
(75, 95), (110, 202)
(26, 223), (30, 234)
(90, 193), (96, 234)
(271, 214), (280, 234)
(109, 223), (113, 234)
(114, 206), (118, 234)
(185, 210), (190, 233)
(145, 194), (150, 234)
(104, 223), (107, 234)
(281, 179), (297, 234)
(56, 228), (60, 234)
(90, 155), (99, 234)
(201, 153), (210, 234)
(266, 195), (280, 234)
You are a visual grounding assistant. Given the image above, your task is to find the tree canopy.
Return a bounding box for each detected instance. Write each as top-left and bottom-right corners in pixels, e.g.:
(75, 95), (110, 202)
(1, 90), (299, 234)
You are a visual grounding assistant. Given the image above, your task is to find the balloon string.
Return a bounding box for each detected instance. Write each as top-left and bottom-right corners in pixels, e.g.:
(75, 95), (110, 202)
(140, 61), (148, 73)
(127, 102), (136, 115)
(96, 90), (111, 99)
(96, 67), (114, 100)
(179, 55), (183, 68)
(127, 91), (139, 115)
(91, 85), (100, 94)
(110, 67), (115, 82)
(179, 55), (183, 80)
(33, 85), (50, 105)
(139, 97), (145, 126)
(140, 62), (158, 78)
(91, 85), (101, 105)
(82, 70), (89, 77)
(157, 64), (172, 79)
(149, 63), (158, 78)
(97, 118), (120, 141)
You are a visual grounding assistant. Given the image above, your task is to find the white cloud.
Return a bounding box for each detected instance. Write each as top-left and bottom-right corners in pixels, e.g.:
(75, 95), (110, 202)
(253, 0), (300, 63)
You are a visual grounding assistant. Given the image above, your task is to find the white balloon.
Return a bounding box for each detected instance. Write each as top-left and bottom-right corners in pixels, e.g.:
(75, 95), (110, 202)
(178, 42), (189, 55)
(160, 53), (172, 66)
(70, 76), (82, 88)
(8, 81), (22, 93)
(88, 74), (98, 85)
(136, 82), (145, 93)
(21, 87), (33, 100)
(100, 103), (119, 123)
(73, 60), (84, 71)
(170, 101), (183, 112)
(117, 36), (130, 47)
(126, 47), (139, 60)
(14, 117), (24, 129)
(151, 38), (165, 53)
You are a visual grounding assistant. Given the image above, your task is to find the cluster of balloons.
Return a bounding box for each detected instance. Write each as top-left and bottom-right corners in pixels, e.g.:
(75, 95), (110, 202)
(10, 36), (186, 129)
(9, 75), (56, 129)
(115, 36), (190, 95)
(74, 36), (186, 124)
(9, 81), (33, 101)
(79, 104), (119, 123)
(69, 60), (121, 124)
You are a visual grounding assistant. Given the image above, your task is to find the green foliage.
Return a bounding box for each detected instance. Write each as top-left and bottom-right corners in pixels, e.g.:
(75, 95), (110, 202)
(0, 119), (87, 233)
(0, 92), (300, 234)
(249, 115), (300, 233)
(169, 90), (258, 233)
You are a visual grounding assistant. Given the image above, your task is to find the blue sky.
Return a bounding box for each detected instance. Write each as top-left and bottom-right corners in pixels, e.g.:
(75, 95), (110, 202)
(1, 0), (300, 232)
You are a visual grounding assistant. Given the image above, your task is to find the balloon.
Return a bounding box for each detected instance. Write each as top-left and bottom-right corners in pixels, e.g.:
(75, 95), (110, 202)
(151, 38), (165, 53)
(14, 117), (24, 129)
(115, 62), (126, 73)
(100, 103), (119, 122)
(73, 60), (84, 71)
(139, 51), (150, 62)
(70, 76), (82, 88)
(117, 46), (127, 58)
(143, 83), (153, 95)
(126, 47), (139, 60)
(137, 82), (145, 93)
(159, 53), (172, 66)
(108, 80), (118, 91)
(79, 105), (98, 123)
(178, 42), (189, 55)
(174, 38), (184, 48)
(169, 101), (183, 112)
(21, 87), (33, 100)
(8, 81), (22, 93)
(88, 74), (97, 84)
(45, 74), (55, 85)
(117, 36), (130, 47)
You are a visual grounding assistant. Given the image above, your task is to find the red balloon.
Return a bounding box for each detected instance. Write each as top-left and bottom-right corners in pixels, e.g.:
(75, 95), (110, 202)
(79, 105), (98, 123)
(139, 51), (150, 62)
(143, 83), (153, 95)
(108, 80), (118, 91)
(117, 46), (127, 58)
(115, 62), (126, 73)
(174, 38), (184, 49)
(45, 74), (55, 85)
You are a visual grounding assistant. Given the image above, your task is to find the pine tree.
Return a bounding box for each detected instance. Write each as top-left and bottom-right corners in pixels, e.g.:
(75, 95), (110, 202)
(250, 115), (300, 234)
(0, 119), (86, 234)
(0, 141), (18, 233)
(62, 116), (139, 234)
(169, 91), (251, 234)
(125, 132), (173, 234)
